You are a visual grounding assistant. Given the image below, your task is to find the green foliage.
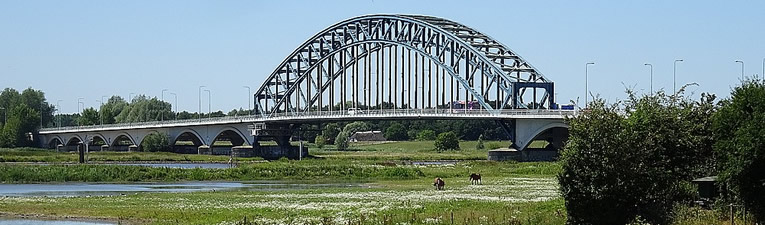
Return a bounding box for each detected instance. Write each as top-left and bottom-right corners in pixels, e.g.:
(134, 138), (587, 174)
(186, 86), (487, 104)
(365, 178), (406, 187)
(78, 107), (100, 126)
(142, 132), (170, 152)
(1, 104), (40, 148)
(0, 160), (426, 182)
(314, 135), (325, 149)
(334, 131), (349, 150)
(322, 123), (340, 144)
(342, 121), (369, 135)
(416, 129), (436, 141)
(712, 79), (765, 222)
(558, 90), (716, 225)
(0, 88), (54, 147)
(114, 95), (173, 123)
(486, 142), (502, 150)
(384, 122), (408, 141)
(476, 134), (485, 150)
(434, 131), (459, 151)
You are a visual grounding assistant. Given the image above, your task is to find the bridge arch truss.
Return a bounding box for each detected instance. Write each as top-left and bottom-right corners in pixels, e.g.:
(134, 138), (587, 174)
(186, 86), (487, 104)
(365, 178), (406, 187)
(254, 14), (555, 118)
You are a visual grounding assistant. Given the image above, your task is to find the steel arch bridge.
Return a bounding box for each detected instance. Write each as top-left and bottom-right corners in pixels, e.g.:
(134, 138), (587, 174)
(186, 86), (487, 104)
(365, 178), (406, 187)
(253, 14), (555, 118)
(37, 14), (572, 161)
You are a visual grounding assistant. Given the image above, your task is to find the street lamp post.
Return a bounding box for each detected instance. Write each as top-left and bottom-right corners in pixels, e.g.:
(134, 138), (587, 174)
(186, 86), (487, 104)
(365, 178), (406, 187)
(585, 62), (595, 107)
(161, 89), (168, 121)
(243, 86), (251, 116)
(77, 98), (84, 126)
(56, 100), (62, 128)
(673, 59), (683, 94)
(169, 92), (177, 120)
(198, 86), (206, 121)
(204, 89), (211, 119)
(644, 63), (653, 94)
(95, 100), (103, 125)
(735, 60), (745, 81)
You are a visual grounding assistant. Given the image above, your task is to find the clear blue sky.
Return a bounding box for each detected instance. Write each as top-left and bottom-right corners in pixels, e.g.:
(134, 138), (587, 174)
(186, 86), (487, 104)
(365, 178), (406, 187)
(2, 0), (764, 113)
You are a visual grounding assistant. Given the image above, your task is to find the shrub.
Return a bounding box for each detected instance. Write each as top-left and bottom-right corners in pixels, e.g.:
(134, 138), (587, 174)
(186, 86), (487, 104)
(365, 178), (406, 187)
(384, 122), (408, 141)
(434, 131), (459, 151)
(142, 132), (170, 152)
(314, 135), (325, 149)
(713, 79), (765, 222)
(416, 130), (436, 141)
(558, 90), (715, 225)
(334, 131), (349, 151)
(322, 123), (340, 144)
(476, 134), (485, 150)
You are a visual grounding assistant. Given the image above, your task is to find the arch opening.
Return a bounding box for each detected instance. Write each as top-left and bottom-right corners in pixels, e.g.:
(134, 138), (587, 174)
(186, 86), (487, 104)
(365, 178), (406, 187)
(111, 134), (136, 151)
(172, 131), (205, 154)
(90, 135), (107, 151)
(64, 136), (83, 152)
(47, 137), (63, 150)
(209, 129), (250, 156)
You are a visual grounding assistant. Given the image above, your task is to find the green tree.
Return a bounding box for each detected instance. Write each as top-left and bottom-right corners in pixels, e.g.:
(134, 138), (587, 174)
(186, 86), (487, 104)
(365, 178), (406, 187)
(559, 90), (715, 225)
(141, 132), (170, 152)
(416, 129), (436, 141)
(434, 131), (459, 151)
(322, 123), (341, 144)
(384, 122), (408, 141)
(314, 135), (326, 149)
(78, 107), (100, 126)
(114, 95), (172, 123)
(100, 96), (128, 124)
(713, 79), (765, 223)
(334, 131), (349, 151)
(342, 121), (369, 135)
(0, 104), (40, 147)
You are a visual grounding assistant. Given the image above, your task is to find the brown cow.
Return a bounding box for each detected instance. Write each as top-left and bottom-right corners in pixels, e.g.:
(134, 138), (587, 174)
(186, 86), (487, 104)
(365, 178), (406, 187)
(469, 173), (482, 185)
(433, 177), (445, 190)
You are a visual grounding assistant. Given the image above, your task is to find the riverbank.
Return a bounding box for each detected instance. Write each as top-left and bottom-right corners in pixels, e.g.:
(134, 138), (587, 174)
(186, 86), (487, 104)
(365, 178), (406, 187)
(0, 176), (566, 225)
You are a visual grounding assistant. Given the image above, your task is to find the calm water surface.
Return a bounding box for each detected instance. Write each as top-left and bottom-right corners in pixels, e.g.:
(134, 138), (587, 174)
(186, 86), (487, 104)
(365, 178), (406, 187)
(0, 181), (362, 197)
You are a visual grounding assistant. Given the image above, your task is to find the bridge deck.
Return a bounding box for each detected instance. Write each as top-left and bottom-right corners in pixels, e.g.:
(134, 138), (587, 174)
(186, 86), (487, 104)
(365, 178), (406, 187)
(39, 109), (575, 134)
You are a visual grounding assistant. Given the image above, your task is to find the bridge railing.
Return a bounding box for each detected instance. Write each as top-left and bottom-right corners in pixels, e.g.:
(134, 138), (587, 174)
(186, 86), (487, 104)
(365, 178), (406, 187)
(40, 109), (576, 133)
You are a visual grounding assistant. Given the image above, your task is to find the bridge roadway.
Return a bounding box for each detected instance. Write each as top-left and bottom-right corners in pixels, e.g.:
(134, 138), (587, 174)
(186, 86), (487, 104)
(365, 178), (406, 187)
(37, 109), (574, 160)
(39, 109), (573, 134)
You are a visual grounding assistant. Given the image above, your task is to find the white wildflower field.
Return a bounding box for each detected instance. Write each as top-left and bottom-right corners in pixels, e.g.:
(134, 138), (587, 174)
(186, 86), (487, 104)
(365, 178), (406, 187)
(0, 160), (567, 224)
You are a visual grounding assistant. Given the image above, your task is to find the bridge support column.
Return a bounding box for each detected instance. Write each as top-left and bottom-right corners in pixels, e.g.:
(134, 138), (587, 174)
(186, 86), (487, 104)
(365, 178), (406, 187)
(250, 123), (307, 160)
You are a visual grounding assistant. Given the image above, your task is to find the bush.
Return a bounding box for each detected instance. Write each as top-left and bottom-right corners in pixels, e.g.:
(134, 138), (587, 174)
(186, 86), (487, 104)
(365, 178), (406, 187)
(342, 121), (369, 135)
(487, 142), (502, 150)
(322, 123), (340, 144)
(384, 122), (408, 141)
(434, 131), (459, 151)
(314, 135), (325, 149)
(334, 131), (349, 151)
(416, 130), (436, 141)
(713, 79), (765, 222)
(476, 134), (485, 150)
(558, 90), (715, 225)
(142, 132), (170, 152)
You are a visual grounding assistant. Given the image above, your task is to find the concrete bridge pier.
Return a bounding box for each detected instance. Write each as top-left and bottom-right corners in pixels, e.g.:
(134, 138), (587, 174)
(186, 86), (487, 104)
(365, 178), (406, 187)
(250, 123), (307, 160)
(491, 118), (569, 162)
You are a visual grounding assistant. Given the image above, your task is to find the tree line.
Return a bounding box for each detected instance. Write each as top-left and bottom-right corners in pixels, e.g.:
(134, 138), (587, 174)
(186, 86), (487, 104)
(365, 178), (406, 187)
(559, 79), (765, 224)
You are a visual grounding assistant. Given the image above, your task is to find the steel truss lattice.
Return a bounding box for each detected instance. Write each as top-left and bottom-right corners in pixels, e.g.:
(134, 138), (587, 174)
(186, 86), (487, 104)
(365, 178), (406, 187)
(253, 14), (555, 117)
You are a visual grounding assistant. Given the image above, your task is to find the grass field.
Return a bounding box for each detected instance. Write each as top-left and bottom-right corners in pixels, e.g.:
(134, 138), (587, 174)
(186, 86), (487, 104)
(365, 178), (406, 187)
(0, 160), (565, 225)
(0, 142), (730, 224)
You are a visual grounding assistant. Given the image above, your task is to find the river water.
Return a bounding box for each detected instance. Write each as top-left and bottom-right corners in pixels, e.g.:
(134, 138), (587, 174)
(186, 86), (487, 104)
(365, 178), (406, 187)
(0, 181), (362, 197)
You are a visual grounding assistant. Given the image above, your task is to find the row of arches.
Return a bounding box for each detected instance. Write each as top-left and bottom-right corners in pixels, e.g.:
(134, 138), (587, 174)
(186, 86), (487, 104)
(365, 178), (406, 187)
(46, 127), (251, 153)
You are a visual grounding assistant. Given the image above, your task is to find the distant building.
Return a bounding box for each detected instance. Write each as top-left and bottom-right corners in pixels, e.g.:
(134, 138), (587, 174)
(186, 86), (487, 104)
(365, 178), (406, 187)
(349, 131), (386, 142)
